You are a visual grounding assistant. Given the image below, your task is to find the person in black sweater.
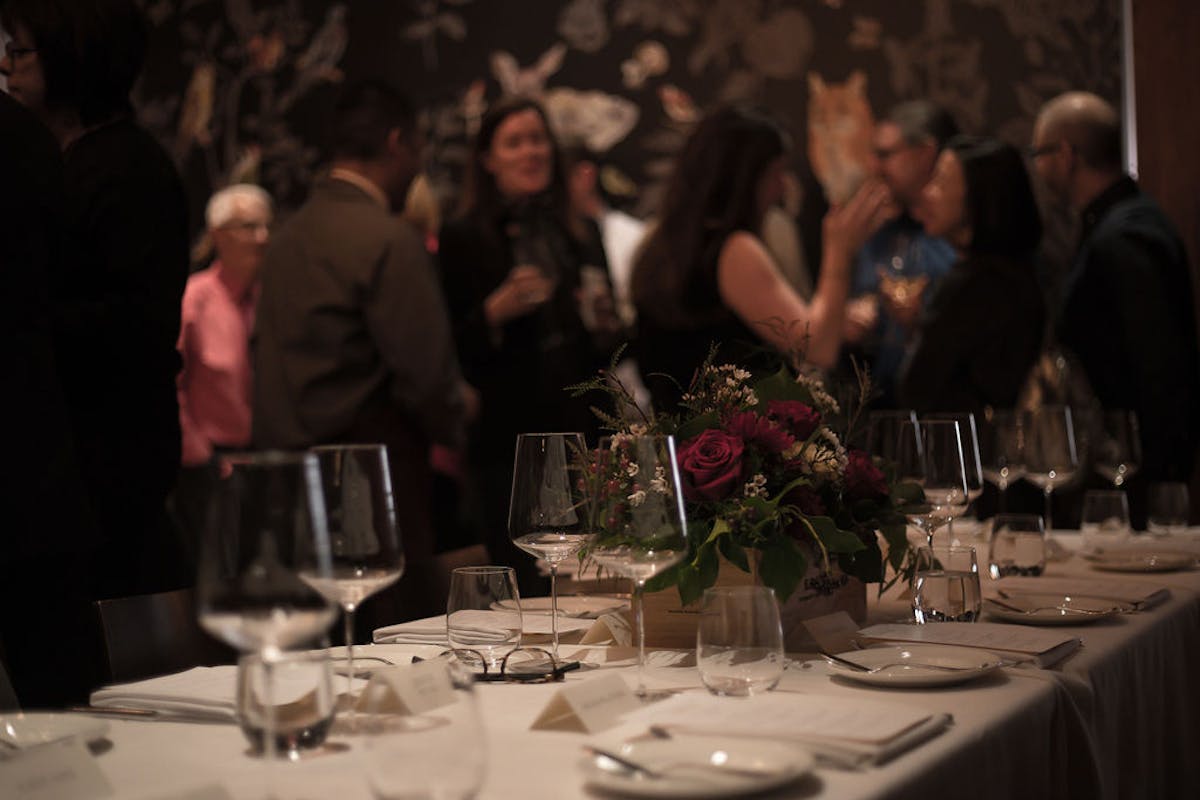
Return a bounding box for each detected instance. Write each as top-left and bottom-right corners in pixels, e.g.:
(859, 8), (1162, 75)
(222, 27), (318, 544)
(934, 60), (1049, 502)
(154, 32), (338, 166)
(2, 0), (190, 600)
(898, 137), (1045, 415)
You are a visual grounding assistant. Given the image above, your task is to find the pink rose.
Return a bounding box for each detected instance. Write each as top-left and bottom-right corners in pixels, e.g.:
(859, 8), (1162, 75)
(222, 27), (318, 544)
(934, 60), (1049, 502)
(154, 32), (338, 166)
(767, 400), (821, 440)
(845, 450), (888, 500)
(677, 429), (745, 502)
(724, 411), (796, 455)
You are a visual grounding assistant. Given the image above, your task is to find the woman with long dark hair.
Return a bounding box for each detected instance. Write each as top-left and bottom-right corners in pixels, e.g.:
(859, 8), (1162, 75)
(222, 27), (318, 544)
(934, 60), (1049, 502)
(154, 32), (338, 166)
(898, 136), (1045, 412)
(632, 106), (890, 409)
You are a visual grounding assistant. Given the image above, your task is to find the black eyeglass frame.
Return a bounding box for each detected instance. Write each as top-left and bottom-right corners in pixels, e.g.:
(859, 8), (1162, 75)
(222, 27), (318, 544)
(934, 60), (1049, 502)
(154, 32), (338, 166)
(446, 647), (580, 683)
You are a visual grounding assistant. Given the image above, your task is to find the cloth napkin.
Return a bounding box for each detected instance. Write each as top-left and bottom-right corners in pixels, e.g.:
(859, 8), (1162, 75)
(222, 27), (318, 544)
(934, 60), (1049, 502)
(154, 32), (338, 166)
(373, 614), (512, 646)
(91, 666), (238, 721)
(995, 576), (1170, 609)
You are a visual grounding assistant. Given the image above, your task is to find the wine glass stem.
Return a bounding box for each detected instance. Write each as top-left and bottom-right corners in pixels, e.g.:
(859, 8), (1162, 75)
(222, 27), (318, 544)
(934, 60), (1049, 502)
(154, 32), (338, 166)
(634, 580), (647, 697)
(549, 561), (560, 661)
(344, 607), (356, 728)
(1044, 485), (1054, 530)
(261, 653), (279, 791)
(998, 481), (1008, 513)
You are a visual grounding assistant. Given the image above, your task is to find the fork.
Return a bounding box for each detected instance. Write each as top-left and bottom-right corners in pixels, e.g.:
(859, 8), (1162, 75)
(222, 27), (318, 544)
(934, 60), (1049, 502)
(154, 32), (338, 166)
(987, 596), (1119, 615)
(819, 650), (975, 674)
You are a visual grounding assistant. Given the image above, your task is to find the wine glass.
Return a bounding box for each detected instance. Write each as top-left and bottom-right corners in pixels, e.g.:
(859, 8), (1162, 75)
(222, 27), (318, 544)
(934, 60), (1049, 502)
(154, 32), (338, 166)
(895, 419), (971, 546)
(1022, 406), (1080, 529)
(924, 413), (984, 539)
(197, 451), (337, 768)
(1093, 411), (1142, 487)
(866, 409), (918, 464)
(978, 410), (1026, 512)
(586, 435), (689, 698)
(508, 432), (591, 661)
(303, 444), (404, 729)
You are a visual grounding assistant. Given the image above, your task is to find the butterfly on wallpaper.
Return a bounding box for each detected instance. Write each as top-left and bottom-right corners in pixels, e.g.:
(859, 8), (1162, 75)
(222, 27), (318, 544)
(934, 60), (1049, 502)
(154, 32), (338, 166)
(621, 40), (669, 90)
(490, 43), (567, 98)
(558, 0), (609, 54)
(542, 87), (639, 153)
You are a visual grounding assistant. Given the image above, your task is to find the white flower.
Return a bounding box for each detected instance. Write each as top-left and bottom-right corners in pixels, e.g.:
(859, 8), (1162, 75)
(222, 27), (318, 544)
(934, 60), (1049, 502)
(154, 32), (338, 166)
(794, 372), (840, 414)
(650, 465), (671, 495)
(626, 462), (640, 478)
(628, 489), (647, 507)
(629, 423), (649, 436)
(743, 473), (768, 498)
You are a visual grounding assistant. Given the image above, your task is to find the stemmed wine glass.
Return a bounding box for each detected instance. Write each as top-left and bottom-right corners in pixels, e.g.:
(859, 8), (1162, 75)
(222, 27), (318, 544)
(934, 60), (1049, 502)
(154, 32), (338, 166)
(1022, 406), (1080, 529)
(925, 413), (984, 539)
(978, 410), (1026, 512)
(586, 435), (689, 698)
(197, 452), (337, 769)
(303, 444), (404, 729)
(895, 419), (971, 546)
(866, 409), (919, 464)
(508, 432), (592, 661)
(1093, 410), (1141, 488)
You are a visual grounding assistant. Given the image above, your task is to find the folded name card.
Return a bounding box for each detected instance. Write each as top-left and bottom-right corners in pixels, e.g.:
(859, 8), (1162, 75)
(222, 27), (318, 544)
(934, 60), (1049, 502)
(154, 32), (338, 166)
(0, 739), (113, 800)
(530, 673), (640, 733)
(356, 661), (458, 715)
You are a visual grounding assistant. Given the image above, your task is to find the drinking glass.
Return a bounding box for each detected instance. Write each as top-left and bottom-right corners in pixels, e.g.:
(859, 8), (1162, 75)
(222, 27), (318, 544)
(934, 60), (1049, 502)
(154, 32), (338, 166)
(987, 514), (1047, 579)
(913, 545), (981, 623)
(895, 419), (970, 546)
(1080, 490), (1131, 551)
(586, 435), (689, 697)
(238, 650), (335, 759)
(509, 432), (591, 660)
(304, 444), (404, 728)
(925, 413), (985, 538)
(1023, 406), (1080, 528)
(697, 586), (784, 697)
(197, 452), (337, 766)
(361, 660), (486, 800)
(446, 566), (521, 670)
(866, 409), (918, 464)
(1147, 482), (1190, 535)
(978, 410), (1026, 512)
(1093, 411), (1142, 487)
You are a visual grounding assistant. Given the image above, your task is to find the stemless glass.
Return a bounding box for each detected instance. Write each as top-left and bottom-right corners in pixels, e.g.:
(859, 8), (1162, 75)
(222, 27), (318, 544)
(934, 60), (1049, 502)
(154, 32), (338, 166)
(1023, 406), (1080, 529)
(925, 413), (985, 538)
(446, 566), (522, 671)
(1147, 482), (1190, 535)
(987, 514), (1047, 579)
(508, 432), (591, 660)
(895, 419), (970, 546)
(1080, 490), (1131, 551)
(304, 444), (404, 728)
(237, 650), (335, 759)
(587, 435), (689, 698)
(979, 410), (1026, 512)
(197, 451), (337, 766)
(912, 545), (981, 623)
(697, 586), (784, 697)
(1093, 411), (1142, 487)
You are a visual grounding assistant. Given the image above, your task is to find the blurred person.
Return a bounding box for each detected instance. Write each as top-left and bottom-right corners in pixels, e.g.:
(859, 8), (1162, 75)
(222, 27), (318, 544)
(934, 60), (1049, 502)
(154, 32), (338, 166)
(1032, 91), (1199, 482)
(1, 0), (191, 599)
(631, 105), (890, 411)
(254, 80), (468, 572)
(843, 101), (960, 406)
(438, 97), (619, 593)
(173, 184), (272, 559)
(898, 137), (1045, 413)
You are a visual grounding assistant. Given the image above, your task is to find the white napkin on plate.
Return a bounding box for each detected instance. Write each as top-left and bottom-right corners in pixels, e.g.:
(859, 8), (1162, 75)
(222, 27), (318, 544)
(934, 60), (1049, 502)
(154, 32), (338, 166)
(90, 666), (238, 721)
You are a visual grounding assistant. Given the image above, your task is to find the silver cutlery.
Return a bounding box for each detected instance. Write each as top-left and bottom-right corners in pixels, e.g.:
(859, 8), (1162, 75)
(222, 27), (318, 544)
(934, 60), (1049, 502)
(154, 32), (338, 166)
(985, 597), (1116, 616)
(585, 743), (780, 779)
(996, 589), (1138, 613)
(819, 650), (975, 674)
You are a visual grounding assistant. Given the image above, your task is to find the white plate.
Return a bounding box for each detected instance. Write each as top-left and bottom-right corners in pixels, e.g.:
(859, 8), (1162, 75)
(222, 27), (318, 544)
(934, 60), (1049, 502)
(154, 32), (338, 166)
(984, 593), (1121, 625)
(496, 595), (626, 618)
(825, 645), (1002, 688)
(583, 734), (813, 798)
(1085, 550), (1196, 573)
(0, 713), (110, 749)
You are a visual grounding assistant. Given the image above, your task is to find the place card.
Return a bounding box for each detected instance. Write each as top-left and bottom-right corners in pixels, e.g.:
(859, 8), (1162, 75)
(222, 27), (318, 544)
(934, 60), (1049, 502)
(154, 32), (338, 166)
(0, 739), (113, 800)
(355, 661), (457, 715)
(800, 610), (860, 653)
(530, 673), (640, 733)
(579, 612), (632, 646)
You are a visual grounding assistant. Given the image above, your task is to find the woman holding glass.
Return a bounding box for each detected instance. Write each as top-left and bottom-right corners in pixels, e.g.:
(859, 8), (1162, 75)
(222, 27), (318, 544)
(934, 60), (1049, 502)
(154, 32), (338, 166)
(897, 137), (1045, 414)
(438, 97), (618, 593)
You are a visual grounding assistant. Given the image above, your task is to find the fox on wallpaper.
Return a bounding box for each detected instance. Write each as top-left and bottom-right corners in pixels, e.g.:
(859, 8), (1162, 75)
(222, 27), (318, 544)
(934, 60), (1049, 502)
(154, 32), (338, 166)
(807, 70), (874, 205)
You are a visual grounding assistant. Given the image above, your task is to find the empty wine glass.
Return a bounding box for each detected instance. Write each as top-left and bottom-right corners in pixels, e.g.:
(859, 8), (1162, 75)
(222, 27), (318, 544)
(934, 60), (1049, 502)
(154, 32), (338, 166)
(586, 435), (689, 698)
(1093, 411), (1142, 487)
(303, 444), (404, 730)
(697, 586), (784, 696)
(197, 452), (337, 767)
(446, 566), (522, 671)
(1147, 482), (1190, 536)
(508, 432), (591, 660)
(866, 409), (918, 464)
(1023, 406), (1080, 529)
(895, 419), (970, 546)
(925, 413), (984, 538)
(978, 410), (1026, 512)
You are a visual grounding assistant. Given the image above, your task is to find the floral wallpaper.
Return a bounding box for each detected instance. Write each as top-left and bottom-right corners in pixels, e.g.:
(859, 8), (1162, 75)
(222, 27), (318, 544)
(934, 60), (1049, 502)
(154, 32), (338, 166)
(129, 0), (1121, 239)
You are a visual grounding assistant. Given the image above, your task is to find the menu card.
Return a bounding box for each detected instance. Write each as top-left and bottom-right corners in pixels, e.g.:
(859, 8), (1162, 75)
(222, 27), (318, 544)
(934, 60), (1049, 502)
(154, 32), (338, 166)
(857, 622), (1080, 667)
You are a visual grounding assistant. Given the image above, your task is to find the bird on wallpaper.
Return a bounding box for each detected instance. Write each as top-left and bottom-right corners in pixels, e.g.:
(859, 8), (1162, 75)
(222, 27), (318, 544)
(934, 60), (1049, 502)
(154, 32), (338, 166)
(295, 3), (348, 83)
(806, 70), (874, 206)
(461, 79), (487, 138)
(490, 43), (567, 98)
(174, 60), (216, 162)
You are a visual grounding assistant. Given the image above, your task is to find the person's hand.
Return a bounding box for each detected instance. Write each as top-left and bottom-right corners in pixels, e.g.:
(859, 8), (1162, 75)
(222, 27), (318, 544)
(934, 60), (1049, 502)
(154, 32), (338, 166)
(484, 265), (555, 327)
(822, 179), (895, 266)
(842, 295), (879, 343)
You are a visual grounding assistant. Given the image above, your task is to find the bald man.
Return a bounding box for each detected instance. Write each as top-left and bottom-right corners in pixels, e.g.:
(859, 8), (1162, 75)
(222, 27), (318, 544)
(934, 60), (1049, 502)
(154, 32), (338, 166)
(1032, 91), (1199, 482)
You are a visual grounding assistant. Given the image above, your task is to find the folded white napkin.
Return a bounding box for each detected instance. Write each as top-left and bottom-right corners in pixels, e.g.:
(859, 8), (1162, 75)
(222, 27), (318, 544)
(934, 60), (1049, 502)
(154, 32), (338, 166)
(91, 666), (238, 721)
(996, 576), (1170, 608)
(373, 613), (513, 646)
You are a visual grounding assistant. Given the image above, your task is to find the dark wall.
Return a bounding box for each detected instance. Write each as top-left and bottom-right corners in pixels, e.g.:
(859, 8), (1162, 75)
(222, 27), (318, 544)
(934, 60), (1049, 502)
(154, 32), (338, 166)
(130, 0), (1121, 236)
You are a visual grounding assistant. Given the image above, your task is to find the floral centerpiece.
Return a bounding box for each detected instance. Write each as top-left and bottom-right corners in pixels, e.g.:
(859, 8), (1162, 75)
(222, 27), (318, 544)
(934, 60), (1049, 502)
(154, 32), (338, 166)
(573, 349), (918, 608)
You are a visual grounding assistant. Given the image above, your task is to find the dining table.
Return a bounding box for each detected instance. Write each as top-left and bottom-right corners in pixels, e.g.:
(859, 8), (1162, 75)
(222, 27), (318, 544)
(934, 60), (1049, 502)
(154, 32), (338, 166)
(5, 530), (1199, 800)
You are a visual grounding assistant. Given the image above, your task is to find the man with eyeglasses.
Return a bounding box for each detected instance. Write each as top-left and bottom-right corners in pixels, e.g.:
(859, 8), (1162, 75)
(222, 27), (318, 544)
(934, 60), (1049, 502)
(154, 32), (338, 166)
(1032, 91), (1199, 485)
(841, 101), (960, 408)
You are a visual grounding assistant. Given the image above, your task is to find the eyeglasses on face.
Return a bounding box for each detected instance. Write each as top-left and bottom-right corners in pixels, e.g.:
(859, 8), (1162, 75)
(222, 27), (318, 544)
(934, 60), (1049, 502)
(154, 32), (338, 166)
(1027, 142), (1062, 159)
(2, 44), (37, 61)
